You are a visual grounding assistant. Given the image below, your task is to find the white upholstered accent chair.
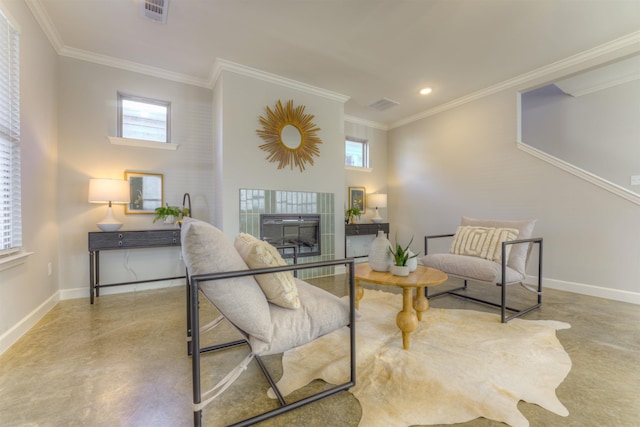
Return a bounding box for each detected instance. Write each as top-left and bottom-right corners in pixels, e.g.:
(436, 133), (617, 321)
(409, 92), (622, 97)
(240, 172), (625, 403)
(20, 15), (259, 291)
(181, 218), (356, 427)
(419, 217), (543, 322)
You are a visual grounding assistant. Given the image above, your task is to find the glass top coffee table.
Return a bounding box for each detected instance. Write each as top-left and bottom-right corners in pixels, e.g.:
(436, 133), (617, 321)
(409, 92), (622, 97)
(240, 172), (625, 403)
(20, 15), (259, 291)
(353, 262), (448, 350)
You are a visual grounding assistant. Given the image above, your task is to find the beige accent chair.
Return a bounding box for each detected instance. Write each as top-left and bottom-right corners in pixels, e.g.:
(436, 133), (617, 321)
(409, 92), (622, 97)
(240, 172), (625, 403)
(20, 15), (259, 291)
(419, 216), (543, 322)
(180, 218), (356, 427)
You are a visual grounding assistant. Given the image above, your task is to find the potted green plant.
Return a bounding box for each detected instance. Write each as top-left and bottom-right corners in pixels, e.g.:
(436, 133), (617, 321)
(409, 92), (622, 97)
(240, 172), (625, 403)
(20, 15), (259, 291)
(345, 207), (361, 224)
(153, 203), (189, 225)
(388, 236), (419, 276)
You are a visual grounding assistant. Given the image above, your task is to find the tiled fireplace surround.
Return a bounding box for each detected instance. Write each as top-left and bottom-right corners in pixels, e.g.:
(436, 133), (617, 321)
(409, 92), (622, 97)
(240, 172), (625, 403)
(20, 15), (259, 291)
(239, 189), (335, 279)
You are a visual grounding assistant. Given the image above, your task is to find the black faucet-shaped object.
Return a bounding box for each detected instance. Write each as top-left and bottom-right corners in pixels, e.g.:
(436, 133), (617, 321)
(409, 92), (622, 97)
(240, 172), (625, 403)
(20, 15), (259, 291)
(182, 193), (192, 217)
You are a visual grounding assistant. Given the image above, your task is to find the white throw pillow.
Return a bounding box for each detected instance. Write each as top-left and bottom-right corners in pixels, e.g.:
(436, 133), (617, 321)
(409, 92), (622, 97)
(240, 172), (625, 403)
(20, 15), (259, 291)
(235, 233), (300, 309)
(180, 218), (272, 343)
(450, 226), (519, 264)
(250, 279), (351, 356)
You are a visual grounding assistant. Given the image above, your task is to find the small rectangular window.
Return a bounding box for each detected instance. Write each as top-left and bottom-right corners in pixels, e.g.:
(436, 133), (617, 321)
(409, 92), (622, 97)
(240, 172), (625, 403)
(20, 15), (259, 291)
(117, 92), (170, 143)
(345, 137), (369, 168)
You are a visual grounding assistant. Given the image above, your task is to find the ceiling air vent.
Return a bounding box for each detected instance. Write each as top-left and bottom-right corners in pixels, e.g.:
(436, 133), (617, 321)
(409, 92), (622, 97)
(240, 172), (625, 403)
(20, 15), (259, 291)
(368, 98), (400, 111)
(141, 0), (169, 24)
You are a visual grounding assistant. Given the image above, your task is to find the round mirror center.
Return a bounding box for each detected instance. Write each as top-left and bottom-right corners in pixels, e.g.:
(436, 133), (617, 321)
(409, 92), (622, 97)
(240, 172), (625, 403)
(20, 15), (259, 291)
(281, 125), (302, 149)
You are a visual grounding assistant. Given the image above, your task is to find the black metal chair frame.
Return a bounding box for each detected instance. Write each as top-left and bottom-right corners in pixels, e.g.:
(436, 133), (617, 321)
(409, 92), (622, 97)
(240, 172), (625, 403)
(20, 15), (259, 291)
(188, 258), (357, 427)
(424, 234), (543, 323)
(185, 244), (298, 356)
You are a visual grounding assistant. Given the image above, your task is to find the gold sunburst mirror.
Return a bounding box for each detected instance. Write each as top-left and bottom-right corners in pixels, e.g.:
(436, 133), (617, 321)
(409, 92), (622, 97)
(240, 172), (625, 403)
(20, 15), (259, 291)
(256, 99), (322, 172)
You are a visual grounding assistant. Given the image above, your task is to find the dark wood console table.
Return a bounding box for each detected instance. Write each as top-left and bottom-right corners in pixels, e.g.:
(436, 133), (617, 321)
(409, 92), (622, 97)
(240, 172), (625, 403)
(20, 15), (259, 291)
(88, 229), (184, 304)
(345, 222), (390, 258)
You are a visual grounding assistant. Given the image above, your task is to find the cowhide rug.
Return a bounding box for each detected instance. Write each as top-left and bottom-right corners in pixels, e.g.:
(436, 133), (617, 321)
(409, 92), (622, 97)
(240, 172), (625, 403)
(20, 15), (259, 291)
(268, 289), (572, 427)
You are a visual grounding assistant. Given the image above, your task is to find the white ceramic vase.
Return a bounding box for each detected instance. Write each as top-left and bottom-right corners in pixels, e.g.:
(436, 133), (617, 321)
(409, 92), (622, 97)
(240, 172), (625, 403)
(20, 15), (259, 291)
(391, 265), (410, 276)
(369, 231), (392, 272)
(407, 250), (418, 272)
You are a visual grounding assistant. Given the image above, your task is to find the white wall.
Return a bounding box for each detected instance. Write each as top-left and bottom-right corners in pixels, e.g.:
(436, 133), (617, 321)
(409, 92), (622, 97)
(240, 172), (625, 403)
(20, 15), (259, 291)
(0, 0), (59, 353)
(522, 80), (640, 193)
(56, 58), (213, 298)
(213, 70), (348, 255)
(5, 3), (634, 357)
(388, 89), (640, 302)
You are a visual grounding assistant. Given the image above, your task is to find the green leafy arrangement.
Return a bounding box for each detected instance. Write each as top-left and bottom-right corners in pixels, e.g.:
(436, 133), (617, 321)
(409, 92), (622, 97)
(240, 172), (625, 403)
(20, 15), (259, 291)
(389, 236), (419, 266)
(153, 203), (190, 223)
(345, 207), (361, 223)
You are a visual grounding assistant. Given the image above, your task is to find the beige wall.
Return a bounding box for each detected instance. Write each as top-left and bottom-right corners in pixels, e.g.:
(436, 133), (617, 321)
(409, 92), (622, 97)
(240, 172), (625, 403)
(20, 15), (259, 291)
(3, 0), (636, 354)
(213, 70), (348, 255)
(345, 120), (388, 224)
(388, 89), (640, 301)
(522, 79), (640, 194)
(0, 0), (59, 352)
(56, 58), (213, 297)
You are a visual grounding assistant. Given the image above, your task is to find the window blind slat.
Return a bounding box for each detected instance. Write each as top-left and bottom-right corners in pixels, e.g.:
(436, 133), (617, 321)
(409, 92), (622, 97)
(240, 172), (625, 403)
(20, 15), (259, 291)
(0, 9), (20, 251)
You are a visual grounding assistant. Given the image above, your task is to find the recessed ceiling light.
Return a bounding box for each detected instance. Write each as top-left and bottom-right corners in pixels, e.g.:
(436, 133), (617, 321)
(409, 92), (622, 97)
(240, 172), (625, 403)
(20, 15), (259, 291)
(419, 87), (432, 95)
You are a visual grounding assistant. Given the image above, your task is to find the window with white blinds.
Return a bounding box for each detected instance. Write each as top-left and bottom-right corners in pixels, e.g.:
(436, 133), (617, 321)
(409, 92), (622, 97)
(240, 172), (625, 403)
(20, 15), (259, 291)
(117, 92), (170, 143)
(0, 9), (21, 252)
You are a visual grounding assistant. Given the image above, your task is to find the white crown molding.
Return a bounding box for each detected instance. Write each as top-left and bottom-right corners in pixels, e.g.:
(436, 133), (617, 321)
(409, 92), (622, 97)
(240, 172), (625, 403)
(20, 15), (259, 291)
(211, 58), (350, 103)
(564, 71), (640, 97)
(60, 46), (210, 88)
(26, 0), (209, 88)
(22, 2), (640, 130)
(24, 0), (62, 50)
(516, 141), (640, 206)
(0, 0), (22, 33)
(27, 0), (348, 99)
(344, 115), (388, 131)
(390, 31), (640, 130)
(554, 54), (640, 96)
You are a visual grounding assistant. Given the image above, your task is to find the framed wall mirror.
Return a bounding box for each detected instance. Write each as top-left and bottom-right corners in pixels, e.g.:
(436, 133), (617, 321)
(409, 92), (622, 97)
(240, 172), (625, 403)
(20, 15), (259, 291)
(124, 171), (164, 214)
(256, 99), (323, 172)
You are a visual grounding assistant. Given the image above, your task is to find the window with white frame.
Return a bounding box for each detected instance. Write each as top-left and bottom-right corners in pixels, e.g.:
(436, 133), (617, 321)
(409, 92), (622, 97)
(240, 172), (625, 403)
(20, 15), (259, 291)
(0, 9), (21, 252)
(117, 92), (171, 143)
(345, 137), (369, 168)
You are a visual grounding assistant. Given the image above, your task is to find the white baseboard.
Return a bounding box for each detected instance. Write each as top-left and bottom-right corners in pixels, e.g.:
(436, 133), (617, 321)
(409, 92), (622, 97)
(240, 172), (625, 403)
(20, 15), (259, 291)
(1, 279), (185, 355)
(4, 274), (636, 356)
(0, 291), (60, 355)
(334, 269), (640, 305)
(532, 276), (640, 305)
(335, 265), (347, 275)
(59, 278), (185, 301)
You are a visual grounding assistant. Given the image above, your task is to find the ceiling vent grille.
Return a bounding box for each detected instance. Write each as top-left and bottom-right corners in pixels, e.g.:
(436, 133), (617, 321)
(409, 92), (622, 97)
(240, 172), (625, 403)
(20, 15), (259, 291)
(141, 0), (169, 24)
(368, 98), (400, 111)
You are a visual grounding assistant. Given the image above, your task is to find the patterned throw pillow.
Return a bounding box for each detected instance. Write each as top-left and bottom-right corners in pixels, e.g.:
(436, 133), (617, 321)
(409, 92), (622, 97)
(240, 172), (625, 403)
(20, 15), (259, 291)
(235, 233), (301, 309)
(450, 226), (519, 263)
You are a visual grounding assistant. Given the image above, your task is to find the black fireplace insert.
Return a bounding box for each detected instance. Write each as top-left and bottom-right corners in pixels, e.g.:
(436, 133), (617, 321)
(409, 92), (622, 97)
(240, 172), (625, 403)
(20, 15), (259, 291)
(260, 214), (321, 259)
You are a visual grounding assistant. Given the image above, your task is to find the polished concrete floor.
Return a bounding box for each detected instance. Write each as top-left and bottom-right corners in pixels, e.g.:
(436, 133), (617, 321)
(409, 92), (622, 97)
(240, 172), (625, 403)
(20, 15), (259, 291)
(1, 276), (639, 427)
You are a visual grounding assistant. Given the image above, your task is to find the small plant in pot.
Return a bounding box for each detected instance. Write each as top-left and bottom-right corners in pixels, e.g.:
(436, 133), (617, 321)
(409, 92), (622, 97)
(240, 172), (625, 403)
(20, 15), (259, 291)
(345, 207), (361, 224)
(153, 203), (189, 225)
(389, 236), (419, 276)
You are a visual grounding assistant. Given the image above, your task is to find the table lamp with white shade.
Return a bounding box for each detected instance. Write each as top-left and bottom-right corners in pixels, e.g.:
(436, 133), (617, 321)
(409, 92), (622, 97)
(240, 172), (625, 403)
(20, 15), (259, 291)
(88, 178), (131, 231)
(367, 193), (387, 223)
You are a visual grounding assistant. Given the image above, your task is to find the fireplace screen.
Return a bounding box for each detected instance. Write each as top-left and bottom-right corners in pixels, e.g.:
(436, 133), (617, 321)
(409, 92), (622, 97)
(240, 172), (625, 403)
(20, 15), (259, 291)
(260, 214), (321, 259)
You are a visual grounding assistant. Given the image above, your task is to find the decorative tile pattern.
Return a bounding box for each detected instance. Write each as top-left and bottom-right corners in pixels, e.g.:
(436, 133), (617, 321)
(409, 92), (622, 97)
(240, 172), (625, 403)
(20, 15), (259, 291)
(239, 189), (335, 279)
